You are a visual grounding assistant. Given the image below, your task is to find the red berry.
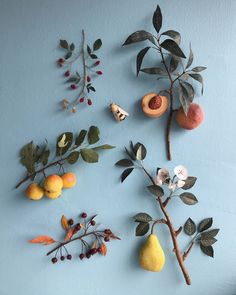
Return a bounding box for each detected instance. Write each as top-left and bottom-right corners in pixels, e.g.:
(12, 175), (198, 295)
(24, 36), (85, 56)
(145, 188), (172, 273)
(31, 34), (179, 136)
(60, 256), (65, 261)
(67, 254), (72, 260)
(51, 257), (58, 264)
(97, 247), (102, 254)
(95, 60), (100, 66)
(79, 253), (85, 260)
(104, 236), (110, 242)
(87, 99), (92, 106)
(104, 229), (111, 234)
(57, 58), (64, 65)
(71, 84), (77, 90)
(90, 220), (96, 226)
(91, 248), (97, 255)
(81, 212), (87, 218)
(65, 70), (70, 77)
(79, 97), (84, 103)
(87, 76), (91, 82)
(96, 70), (102, 75)
(68, 219), (74, 226)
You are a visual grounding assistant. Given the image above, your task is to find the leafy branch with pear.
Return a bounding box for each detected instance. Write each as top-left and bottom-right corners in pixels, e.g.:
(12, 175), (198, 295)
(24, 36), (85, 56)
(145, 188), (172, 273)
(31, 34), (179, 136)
(16, 126), (114, 200)
(115, 142), (219, 285)
(123, 5), (206, 160)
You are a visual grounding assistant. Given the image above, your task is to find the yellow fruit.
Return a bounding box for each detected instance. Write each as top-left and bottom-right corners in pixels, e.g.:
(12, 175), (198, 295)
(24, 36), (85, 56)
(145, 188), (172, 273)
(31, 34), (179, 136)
(139, 234), (165, 272)
(45, 189), (62, 199)
(43, 174), (63, 192)
(25, 183), (44, 200)
(61, 172), (77, 188)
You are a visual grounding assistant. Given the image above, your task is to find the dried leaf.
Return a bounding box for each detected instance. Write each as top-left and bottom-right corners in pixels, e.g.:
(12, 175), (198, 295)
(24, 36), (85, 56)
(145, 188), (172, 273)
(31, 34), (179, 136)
(123, 30), (155, 46)
(81, 148), (99, 163)
(184, 218), (196, 236)
(20, 141), (38, 174)
(186, 43), (193, 69)
(152, 5), (162, 33)
(75, 130), (87, 147)
(182, 176), (197, 190)
(61, 215), (68, 231)
(133, 142), (147, 160)
(121, 168), (134, 182)
(201, 229), (219, 239)
(133, 213), (152, 223)
(191, 66), (207, 72)
(140, 67), (166, 75)
(200, 244), (214, 258)
(160, 39), (186, 58)
(162, 30), (181, 44)
(189, 73), (204, 94)
(64, 228), (74, 242)
(93, 39), (102, 51)
(179, 81), (195, 115)
(147, 185), (164, 198)
(179, 192), (198, 205)
(136, 47), (150, 76)
(88, 126), (100, 144)
(67, 151), (80, 164)
(56, 132), (73, 156)
(60, 39), (68, 49)
(92, 144), (115, 150)
(136, 222), (149, 236)
(29, 236), (56, 245)
(115, 159), (134, 167)
(200, 237), (217, 247)
(198, 218), (213, 232)
(101, 242), (107, 256)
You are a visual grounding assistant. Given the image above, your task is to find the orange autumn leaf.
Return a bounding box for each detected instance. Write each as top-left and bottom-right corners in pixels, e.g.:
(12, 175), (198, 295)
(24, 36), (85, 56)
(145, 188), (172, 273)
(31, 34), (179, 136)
(61, 215), (68, 231)
(64, 228), (74, 241)
(101, 242), (107, 256)
(29, 236), (56, 245)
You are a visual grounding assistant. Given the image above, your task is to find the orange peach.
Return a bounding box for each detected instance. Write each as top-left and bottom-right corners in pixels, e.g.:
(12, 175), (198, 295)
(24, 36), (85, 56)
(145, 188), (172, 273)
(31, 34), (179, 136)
(141, 93), (168, 118)
(25, 183), (44, 200)
(61, 172), (77, 189)
(176, 103), (204, 130)
(43, 174), (63, 192)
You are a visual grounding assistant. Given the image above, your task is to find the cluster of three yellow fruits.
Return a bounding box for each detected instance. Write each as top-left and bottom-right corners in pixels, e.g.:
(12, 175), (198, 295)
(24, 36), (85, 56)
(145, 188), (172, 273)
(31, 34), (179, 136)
(25, 172), (77, 200)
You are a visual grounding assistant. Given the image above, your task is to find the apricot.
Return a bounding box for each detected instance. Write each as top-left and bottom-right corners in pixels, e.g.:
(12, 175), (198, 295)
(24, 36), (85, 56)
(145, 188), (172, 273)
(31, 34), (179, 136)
(61, 172), (77, 189)
(176, 103), (204, 130)
(141, 93), (168, 118)
(43, 174), (63, 192)
(25, 183), (44, 200)
(45, 190), (62, 199)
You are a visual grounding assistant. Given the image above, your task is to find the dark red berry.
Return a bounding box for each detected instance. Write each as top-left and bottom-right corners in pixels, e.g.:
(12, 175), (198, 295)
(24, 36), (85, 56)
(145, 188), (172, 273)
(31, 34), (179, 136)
(104, 229), (111, 235)
(96, 70), (102, 75)
(87, 76), (91, 82)
(97, 247), (102, 254)
(104, 236), (110, 242)
(60, 256), (65, 261)
(91, 248), (97, 255)
(81, 212), (87, 218)
(79, 253), (85, 260)
(57, 58), (64, 66)
(71, 84), (77, 90)
(51, 257), (58, 264)
(68, 219), (74, 226)
(87, 99), (92, 106)
(90, 220), (96, 226)
(95, 60), (100, 66)
(79, 97), (84, 103)
(67, 254), (72, 260)
(65, 70), (70, 77)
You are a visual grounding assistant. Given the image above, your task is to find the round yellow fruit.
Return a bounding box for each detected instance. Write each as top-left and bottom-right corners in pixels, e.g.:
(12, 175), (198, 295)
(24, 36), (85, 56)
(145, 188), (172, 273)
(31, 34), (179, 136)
(25, 183), (44, 200)
(43, 174), (63, 192)
(61, 172), (77, 188)
(45, 189), (62, 199)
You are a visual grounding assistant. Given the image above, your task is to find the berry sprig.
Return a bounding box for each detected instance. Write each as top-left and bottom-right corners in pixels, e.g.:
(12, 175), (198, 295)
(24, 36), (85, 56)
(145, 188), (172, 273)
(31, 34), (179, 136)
(29, 213), (120, 263)
(57, 30), (103, 113)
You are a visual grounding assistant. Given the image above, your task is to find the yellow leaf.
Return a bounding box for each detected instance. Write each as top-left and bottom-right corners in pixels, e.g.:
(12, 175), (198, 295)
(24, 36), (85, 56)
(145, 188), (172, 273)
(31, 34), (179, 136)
(64, 228), (73, 241)
(91, 241), (97, 249)
(101, 242), (107, 256)
(29, 236), (56, 245)
(61, 215), (68, 231)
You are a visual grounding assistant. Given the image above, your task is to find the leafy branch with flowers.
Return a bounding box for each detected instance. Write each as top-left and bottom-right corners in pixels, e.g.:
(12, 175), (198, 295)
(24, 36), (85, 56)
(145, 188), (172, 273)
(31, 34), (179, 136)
(115, 141), (220, 285)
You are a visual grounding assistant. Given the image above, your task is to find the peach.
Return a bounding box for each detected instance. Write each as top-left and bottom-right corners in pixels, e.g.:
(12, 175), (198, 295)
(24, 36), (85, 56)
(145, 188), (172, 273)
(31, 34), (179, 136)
(176, 103), (204, 130)
(141, 93), (168, 118)
(25, 183), (44, 200)
(61, 172), (77, 189)
(45, 190), (62, 199)
(43, 174), (63, 192)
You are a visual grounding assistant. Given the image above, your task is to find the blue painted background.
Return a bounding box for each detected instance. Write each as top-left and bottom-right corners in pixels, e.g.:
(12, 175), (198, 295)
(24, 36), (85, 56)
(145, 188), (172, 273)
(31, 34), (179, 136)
(0, 0), (236, 294)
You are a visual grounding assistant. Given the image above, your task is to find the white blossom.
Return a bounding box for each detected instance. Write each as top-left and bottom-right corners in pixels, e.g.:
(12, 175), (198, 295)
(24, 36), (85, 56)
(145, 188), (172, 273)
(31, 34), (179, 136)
(174, 165), (188, 180)
(156, 168), (169, 185)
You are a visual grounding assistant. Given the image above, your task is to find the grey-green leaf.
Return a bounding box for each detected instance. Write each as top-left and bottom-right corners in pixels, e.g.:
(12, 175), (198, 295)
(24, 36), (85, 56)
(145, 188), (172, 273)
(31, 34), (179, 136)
(56, 132), (73, 156)
(80, 148), (99, 163)
(192, 66), (207, 72)
(201, 229), (220, 239)
(140, 67), (166, 75)
(67, 151), (80, 164)
(38, 149), (50, 166)
(88, 126), (100, 145)
(169, 55), (180, 72)
(180, 192), (198, 205)
(162, 30), (181, 44)
(133, 213), (152, 223)
(75, 130), (87, 147)
(60, 39), (69, 49)
(123, 30), (155, 46)
(147, 185), (164, 198)
(160, 39), (186, 58)
(136, 47), (150, 76)
(189, 73), (204, 94)
(121, 168), (134, 183)
(70, 43), (75, 51)
(198, 218), (213, 232)
(200, 244), (214, 258)
(200, 237), (217, 247)
(115, 159), (134, 167)
(184, 218), (196, 236)
(136, 222), (150, 236)
(133, 142), (147, 160)
(152, 5), (162, 33)
(182, 177), (197, 190)
(185, 43), (193, 69)
(179, 81), (195, 115)
(20, 141), (37, 174)
(93, 144), (115, 150)
(65, 51), (72, 60)
(93, 39), (102, 51)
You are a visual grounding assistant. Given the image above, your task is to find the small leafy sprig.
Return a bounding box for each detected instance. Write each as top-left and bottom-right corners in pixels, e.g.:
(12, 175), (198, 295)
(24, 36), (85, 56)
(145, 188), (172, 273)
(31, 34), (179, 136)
(115, 141), (220, 285)
(122, 5), (206, 160)
(15, 126), (114, 189)
(57, 30), (103, 113)
(29, 212), (120, 263)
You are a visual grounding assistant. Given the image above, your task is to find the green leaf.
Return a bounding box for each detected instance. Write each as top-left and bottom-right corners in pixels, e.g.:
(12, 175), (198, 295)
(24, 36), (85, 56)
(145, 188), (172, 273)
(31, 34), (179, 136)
(185, 43), (193, 69)
(136, 47), (150, 76)
(90, 54), (97, 59)
(70, 43), (75, 51)
(169, 55), (180, 72)
(133, 142), (147, 160)
(147, 185), (164, 198)
(152, 5), (162, 33)
(179, 192), (198, 205)
(89, 86), (96, 92)
(133, 213), (152, 223)
(140, 67), (166, 75)
(136, 222), (150, 236)
(192, 66), (207, 72)
(75, 130), (87, 147)
(198, 218), (213, 232)
(67, 151), (80, 164)
(65, 51), (72, 60)
(189, 73), (204, 94)
(93, 39), (102, 51)
(56, 132), (73, 156)
(184, 218), (196, 236)
(80, 148), (99, 163)
(178, 81), (195, 115)
(125, 147), (136, 161)
(60, 39), (69, 49)
(201, 229), (220, 239)
(93, 144), (115, 150)
(38, 149), (50, 166)
(162, 30), (181, 44)
(122, 30), (155, 46)
(200, 237), (217, 247)
(87, 45), (91, 55)
(67, 77), (79, 83)
(115, 159), (134, 167)
(88, 126), (100, 145)
(121, 168), (133, 183)
(200, 244), (214, 258)
(160, 39), (186, 58)
(20, 141), (38, 174)
(182, 176), (197, 190)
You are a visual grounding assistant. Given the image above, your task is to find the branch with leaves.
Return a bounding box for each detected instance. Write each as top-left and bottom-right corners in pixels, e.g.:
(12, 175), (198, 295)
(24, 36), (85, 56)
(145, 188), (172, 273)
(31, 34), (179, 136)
(57, 30), (103, 113)
(29, 212), (120, 263)
(122, 5), (206, 160)
(115, 142), (219, 285)
(16, 126), (114, 191)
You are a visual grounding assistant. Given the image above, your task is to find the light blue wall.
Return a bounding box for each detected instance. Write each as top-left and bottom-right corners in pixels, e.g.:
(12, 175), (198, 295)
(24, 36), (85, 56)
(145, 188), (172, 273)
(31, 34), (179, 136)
(0, 0), (236, 294)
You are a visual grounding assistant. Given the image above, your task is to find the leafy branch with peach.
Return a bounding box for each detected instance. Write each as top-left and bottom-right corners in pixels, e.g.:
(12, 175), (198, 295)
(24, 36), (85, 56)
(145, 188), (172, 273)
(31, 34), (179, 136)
(16, 126), (114, 200)
(115, 141), (220, 285)
(123, 5), (206, 160)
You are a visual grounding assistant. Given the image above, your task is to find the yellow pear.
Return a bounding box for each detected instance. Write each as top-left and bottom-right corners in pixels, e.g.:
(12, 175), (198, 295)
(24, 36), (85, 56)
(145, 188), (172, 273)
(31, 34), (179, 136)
(139, 234), (165, 272)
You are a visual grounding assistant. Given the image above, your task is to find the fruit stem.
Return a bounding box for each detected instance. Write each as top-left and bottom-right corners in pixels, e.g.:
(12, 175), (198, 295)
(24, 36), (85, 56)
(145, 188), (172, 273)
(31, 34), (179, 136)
(151, 219), (167, 234)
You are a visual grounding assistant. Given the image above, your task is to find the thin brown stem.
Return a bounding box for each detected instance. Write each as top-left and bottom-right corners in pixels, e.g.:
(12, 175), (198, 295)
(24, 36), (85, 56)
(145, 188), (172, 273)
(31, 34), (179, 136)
(183, 240), (195, 261)
(151, 219), (167, 234)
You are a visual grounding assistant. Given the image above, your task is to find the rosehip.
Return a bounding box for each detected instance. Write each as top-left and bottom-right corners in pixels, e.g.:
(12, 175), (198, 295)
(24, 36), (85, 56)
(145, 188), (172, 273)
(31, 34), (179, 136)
(68, 219), (74, 225)
(60, 256), (65, 261)
(104, 236), (110, 242)
(91, 248), (97, 255)
(96, 70), (102, 75)
(97, 247), (102, 254)
(81, 212), (87, 218)
(71, 84), (77, 90)
(87, 76), (91, 82)
(67, 254), (72, 260)
(79, 97), (84, 103)
(57, 58), (64, 66)
(90, 220), (96, 226)
(79, 253), (85, 260)
(94, 60), (100, 66)
(87, 99), (92, 106)
(65, 70), (70, 77)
